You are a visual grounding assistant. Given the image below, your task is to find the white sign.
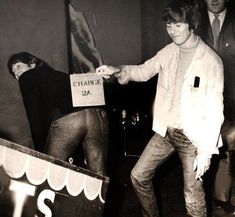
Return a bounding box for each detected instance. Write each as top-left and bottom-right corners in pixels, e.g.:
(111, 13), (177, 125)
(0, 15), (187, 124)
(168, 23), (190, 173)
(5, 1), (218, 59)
(70, 73), (105, 107)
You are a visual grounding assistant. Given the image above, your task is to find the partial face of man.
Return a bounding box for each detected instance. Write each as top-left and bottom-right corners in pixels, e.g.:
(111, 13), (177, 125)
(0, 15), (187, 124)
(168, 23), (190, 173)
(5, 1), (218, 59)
(12, 62), (34, 80)
(166, 22), (191, 47)
(205, 0), (228, 14)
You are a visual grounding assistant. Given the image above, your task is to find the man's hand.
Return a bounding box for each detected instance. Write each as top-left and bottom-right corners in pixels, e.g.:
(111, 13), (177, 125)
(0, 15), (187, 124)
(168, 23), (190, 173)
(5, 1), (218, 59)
(193, 154), (211, 181)
(96, 65), (121, 79)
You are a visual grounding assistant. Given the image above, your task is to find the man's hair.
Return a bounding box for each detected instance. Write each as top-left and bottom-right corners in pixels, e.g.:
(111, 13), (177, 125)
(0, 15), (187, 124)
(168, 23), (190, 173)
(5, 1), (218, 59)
(162, 0), (200, 31)
(7, 52), (42, 78)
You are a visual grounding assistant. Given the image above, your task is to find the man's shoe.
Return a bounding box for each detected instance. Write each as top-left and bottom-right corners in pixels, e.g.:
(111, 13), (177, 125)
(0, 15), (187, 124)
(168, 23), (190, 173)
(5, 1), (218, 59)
(214, 199), (235, 214)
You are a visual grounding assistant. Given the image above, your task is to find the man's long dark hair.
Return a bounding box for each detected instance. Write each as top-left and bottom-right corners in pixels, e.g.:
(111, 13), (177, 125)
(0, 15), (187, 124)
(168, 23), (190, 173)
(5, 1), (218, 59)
(162, 0), (201, 32)
(7, 52), (46, 78)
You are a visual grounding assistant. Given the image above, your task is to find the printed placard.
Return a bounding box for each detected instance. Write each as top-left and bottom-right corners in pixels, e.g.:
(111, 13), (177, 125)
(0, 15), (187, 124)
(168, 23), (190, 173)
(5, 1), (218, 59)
(70, 73), (105, 107)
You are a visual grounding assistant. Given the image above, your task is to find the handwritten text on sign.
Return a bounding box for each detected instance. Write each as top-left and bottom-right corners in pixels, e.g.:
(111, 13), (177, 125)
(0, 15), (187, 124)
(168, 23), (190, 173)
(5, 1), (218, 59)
(70, 73), (105, 107)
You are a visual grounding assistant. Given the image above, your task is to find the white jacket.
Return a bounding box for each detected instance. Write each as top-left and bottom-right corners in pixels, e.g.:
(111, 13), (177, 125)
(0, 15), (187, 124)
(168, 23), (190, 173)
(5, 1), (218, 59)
(119, 37), (224, 156)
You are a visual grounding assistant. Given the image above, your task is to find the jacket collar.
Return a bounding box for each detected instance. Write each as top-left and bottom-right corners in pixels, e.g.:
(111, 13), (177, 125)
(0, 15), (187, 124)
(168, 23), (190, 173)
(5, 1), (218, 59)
(171, 35), (206, 60)
(220, 8), (233, 33)
(166, 36), (206, 85)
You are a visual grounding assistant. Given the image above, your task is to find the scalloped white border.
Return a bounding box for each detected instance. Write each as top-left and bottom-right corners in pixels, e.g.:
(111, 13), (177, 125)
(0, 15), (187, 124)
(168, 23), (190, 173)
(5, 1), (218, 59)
(1, 146), (106, 203)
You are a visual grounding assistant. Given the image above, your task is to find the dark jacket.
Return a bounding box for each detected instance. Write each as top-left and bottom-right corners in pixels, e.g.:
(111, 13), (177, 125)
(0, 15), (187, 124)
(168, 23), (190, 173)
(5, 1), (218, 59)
(199, 8), (235, 119)
(19, 63), (77, 151)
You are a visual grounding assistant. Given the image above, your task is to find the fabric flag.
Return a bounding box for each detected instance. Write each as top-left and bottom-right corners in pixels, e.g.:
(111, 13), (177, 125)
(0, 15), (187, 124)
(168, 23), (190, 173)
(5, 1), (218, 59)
(69, 4), (103, 73)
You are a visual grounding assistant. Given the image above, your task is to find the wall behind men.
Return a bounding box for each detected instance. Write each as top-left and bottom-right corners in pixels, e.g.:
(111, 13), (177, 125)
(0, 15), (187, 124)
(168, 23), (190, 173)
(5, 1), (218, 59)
(70, 0), (142, 66)
(141, 0), (170, 60)
(0, 0), (68, 148)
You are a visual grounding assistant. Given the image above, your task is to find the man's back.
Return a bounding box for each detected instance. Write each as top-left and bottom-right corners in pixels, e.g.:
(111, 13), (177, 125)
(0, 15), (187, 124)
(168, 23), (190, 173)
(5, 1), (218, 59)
(18, 63), (73, 151)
